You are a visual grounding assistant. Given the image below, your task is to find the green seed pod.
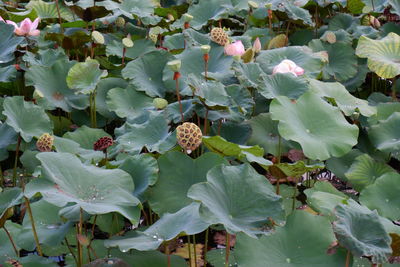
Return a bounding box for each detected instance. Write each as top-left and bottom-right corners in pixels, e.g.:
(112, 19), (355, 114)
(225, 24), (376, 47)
(153, 98), (168, 110)
(201, 45), (211, 54)
(167, 59), (181, 72)
(115, 17), (126, 27)
(248, 1), (259, 9)
(122, 37), (133, 48)
(182, 13), (193, 23)
(91, 31), (105, 44)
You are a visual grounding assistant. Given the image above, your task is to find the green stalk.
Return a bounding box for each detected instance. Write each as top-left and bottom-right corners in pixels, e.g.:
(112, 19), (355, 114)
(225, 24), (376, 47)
(77, 207), (84, 267)
(276, 135), (282, 195)
(0, 164), (4, 187)
(188, 235), (192, 267)
(3, 226), (19, 257)
(12, 135), (22, 187)
(392, 77), (397, 101)
(193, 235), (198, 267)
(65, 237), (78, 265)
(204, 228), (209, 266)
(225, 233), (230, 267)
(24, 196), (43, 256)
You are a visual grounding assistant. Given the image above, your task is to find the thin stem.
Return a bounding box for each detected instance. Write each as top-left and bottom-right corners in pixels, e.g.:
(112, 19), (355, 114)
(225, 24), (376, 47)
(93, 90), (97, 128)
(77, 207), (84, 267)
(285, 22), (291, 46)
(65, 237), (78, 265)
(204, 228), (209, 266)
(12, 134), (22, 187)
(345, 250), (351, 267)
(188, 235), (192, 267)
(225, 233), (230, 267)
(24, 196), (43, 256)
(276, 136), (282, 195)
(55, 0), (63, 33)
(292, 176), (299, 211)
(91, 215), (97, 240)
(3, 227), (19, 257)
(165, 241), (171, 267)
(122, 47), (126, 66)
(203, 109), (209, 135)
(204, 57), (208, 80)
(175, 76), (184, 122)
(392, 77), (397, 101)
(0, 164), (4, 187)
(193, 235), (198, 267)
(268, 9), (272, 32)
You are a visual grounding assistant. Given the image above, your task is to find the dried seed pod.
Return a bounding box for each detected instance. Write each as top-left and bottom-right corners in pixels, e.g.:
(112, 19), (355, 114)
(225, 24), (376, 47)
(176, 122), (202, 153)
(36, 133), (54, 152)
(210, 27), (229, 46)
(93, 136), (113, 151)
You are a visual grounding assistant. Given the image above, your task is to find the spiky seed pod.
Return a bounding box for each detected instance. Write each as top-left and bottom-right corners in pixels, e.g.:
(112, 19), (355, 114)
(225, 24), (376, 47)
(176, 122), (202, 153)
(36, 133), (54, 152)
(153, 98), (168, 110)
(93, 136), (113, 151)
(210, 27), (229, 46)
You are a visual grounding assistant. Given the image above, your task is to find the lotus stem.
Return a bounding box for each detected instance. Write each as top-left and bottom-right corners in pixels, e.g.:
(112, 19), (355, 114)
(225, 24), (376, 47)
(204, 228), (209, 266)
(55, 0), (63, 33)
(65, 237), (78, 265)
(0, 165), (4, 187)
(174, 72), (184, 122)
(3, 226), (19, 257)
(193, 235), (198, 267)
(225, 233), (230, 267)
(268, 9), (273, 32)
(188, 235), (192, 267)
(292, 176), (299, 211)
(345, 250), (350, 267)
(203, 54), (209, 80)
(276, 135), (282, 195)
(392, 77), (397, 101)
(77, 207), (84, 267)
(24, 196), (43, 256)
(12, 134), (22, 187)
(122, 47), (126, 66)
(203, 109), (209, 135)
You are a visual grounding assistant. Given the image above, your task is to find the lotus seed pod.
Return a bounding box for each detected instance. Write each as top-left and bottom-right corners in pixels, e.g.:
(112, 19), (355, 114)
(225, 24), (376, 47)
(176, 122), (202, 153)
(153, 98), (168, 110)
(248, 1), (259, 9)
(182, 13), (193, 23)
(115, 17), (126, 27)
(91, 31), (105, 44)
(167, 59), (181, 72)
(210, 27), (229, 46)
(36, 133), (54, 152)
(265, 3), (272, 9)
(323, 31), (336, 44)
(149, 33), (158, 43)
(122, 37), (133, 48)
(93, 136), (113, 151)
(201, 44), (211, 54)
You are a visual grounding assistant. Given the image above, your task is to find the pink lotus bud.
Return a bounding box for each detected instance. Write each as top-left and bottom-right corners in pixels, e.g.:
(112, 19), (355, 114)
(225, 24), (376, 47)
(253, 37), (261, 53)
(224, 40), (245, 56)
(6, 18), (40, 36)
(272, 59), (304, 77)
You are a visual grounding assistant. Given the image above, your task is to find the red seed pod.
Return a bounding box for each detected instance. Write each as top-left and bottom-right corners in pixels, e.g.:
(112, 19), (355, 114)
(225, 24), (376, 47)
(93, 136), (114, 151)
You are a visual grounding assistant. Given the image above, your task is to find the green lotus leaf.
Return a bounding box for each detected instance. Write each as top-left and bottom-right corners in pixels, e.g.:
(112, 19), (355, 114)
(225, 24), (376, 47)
(361, 0), (388, 12)
(0, 23), (24, 63)
(53, 136), (104, 163)
(188, 164), (284, 237)
(333, 201), (392, 264)
(116, 111), (176, 154)
(66, 58), (108, 94)
(106, 38), (156, 59)
(26, 58), (89, 112)
(106, 202), (209, 251)
(326, 149), (363, 182)
(0, 188), (23, 220)
(369, 112), (400, 153)
(209, 121), (251, 145)
(347, 0), (365, 14)
(272, 161), (324, 178)
(121, 50), (173, 98)
(271, 0), (313, 25)
(235, 210), (347, 266)
(147, 151), (226, 215)
(309, 40), (358, 81)
(165, 99), (195, 123)
(163, 44), (233, 96)
(2, 96), (53, 142)
(20, 150), (40, 174)
(304, 181), (349, 219)
(119, 154), (158, 199)
(246, 113), (293, 156)
(63, 125), (111, 149)
(0, 221), (21, 261)
(368, 102), (400, 125)
(0, 122), (17, 161)
(256, 46), (323, 78)
(207, 249), (237, 267)
(345, 154), (394, 191)
(225, 84), (255, 117)
(270, 92), (359, 160)
(0, 66), (17, 83)
(188, 76), (231, 108)
(258, 73), (309, 99)
(308, 79), (376, 117)
(233, 62), (264, 88)
(113, 250), (187, 267)
(27, 0), (74, 21)
(328, 13), (357, 32)
(95, 78), (128, 119)
(356, 33), (400, 79)
(183, 0), (230, 30)
(17, 199), (72, 251)
(360, 172), (400, 221)
(25, 152), (140, 222)
(106, 86), (153, 119)
(119, 0), (156, 19)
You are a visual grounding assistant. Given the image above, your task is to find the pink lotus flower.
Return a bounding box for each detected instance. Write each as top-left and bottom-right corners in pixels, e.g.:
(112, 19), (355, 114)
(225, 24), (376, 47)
(224, 40), (245, 56)
(253, 37), (261, 53)
(6, 18), (40, 36)
(272, 59), (304, 76)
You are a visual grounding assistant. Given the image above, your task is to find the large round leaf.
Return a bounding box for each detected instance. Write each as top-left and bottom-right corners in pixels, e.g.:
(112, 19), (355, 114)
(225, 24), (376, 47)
(25, 152), (140, 222)
(63, 125), (111, 149)
(333, 201), (392, 264)
(257, 73), (309, 99)
(106, 86), (153, 119)
(270, 92), (359, 160)
(121, 50), (173, 98)
(26, 58), (89, 112)
(66, 58), (107, 94)
(95, 78), (127, 119)
(147, 151), (226, 215)
(188, 164), (284, 237)
(2, 96), (53, 142)
(360, 172), (400, 221)
(235, 211), (347, 266)
(369, 112), (400, 153)
(0, 23), (23, 63)
(344, 154), (394, 192)
(182, 0), (230, 30)
(355, 32), (400, 79)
